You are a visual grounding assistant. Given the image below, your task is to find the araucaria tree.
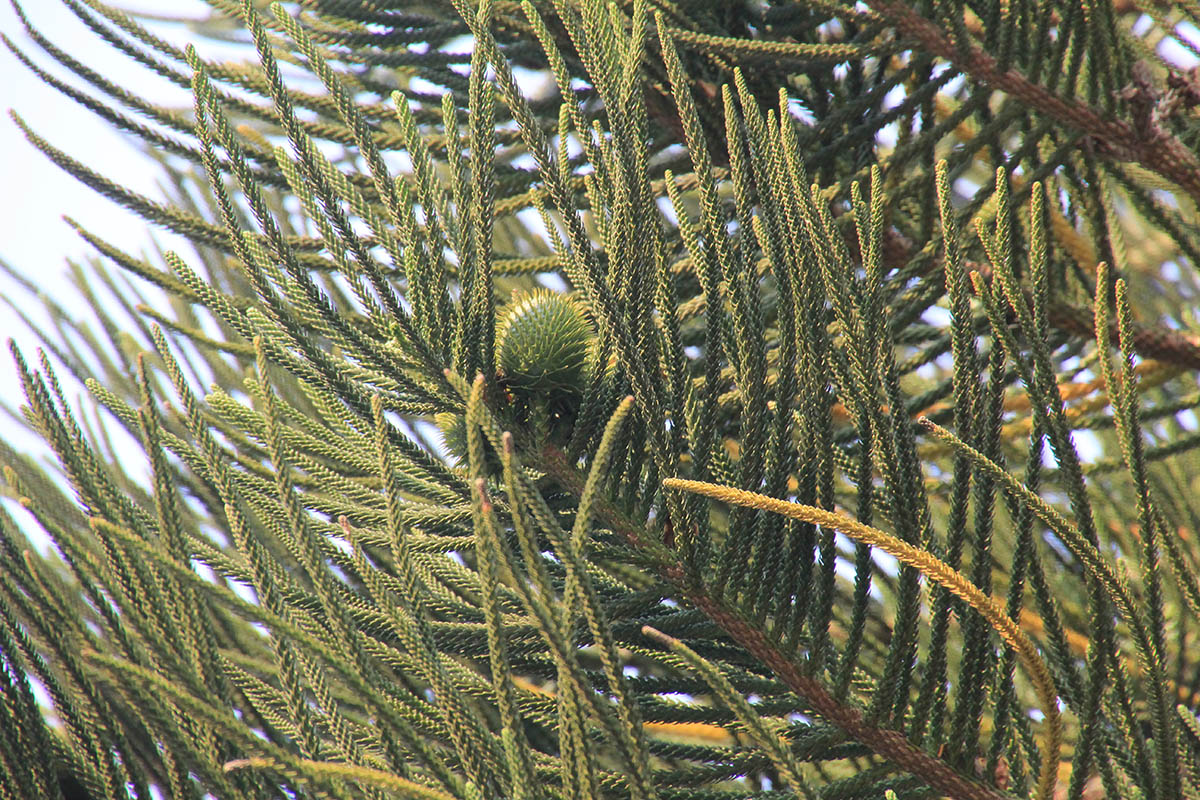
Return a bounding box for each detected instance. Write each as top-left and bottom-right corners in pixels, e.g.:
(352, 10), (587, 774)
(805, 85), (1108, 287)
(7, 1), (1200, 798)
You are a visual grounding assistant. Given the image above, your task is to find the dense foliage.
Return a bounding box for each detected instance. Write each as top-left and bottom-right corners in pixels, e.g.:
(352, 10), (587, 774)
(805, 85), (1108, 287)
(5, 1), (1200, 799)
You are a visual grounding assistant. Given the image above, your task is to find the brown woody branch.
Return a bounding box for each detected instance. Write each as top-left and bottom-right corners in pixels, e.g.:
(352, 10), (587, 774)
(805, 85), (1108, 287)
(540, 445), (1013, 800)
(869, 1), (1200, 205)
(875, 224), (1200, 372)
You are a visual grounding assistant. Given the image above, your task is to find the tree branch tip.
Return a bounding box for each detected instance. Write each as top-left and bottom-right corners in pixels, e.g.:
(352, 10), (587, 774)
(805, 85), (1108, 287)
(641, 625), (674, 646)
(474, 478), (493, 510)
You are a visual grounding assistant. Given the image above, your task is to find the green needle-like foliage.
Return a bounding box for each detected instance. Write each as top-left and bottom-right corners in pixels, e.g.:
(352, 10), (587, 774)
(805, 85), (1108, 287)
(5, 1), (1200, 798)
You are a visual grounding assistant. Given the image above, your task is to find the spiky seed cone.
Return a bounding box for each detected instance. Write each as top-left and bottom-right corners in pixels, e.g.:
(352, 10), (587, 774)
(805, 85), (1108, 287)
(438, 290), (595, 464)
(495, 289), (595, 397)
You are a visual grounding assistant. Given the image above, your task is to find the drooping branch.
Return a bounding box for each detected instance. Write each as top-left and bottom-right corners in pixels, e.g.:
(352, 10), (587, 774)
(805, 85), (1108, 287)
(870, 1), (1200, 204)
(540, 445), (1015, 800)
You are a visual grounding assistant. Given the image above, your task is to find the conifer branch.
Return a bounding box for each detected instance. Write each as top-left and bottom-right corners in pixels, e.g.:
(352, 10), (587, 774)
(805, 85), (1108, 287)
(872, 1), (1200, 203)
(540, 446), (1014, 800)
(6, 1), (1200, 797)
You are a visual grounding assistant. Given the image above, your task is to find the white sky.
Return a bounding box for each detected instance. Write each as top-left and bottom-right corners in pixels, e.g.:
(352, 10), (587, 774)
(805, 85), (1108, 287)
(0, 1), (210, 409)
(0, 2), (216, 551)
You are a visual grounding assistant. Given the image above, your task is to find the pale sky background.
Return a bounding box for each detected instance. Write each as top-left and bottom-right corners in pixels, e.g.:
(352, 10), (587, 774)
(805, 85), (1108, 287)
(0, 2), (218, 552)
(0, 1), (212, 409)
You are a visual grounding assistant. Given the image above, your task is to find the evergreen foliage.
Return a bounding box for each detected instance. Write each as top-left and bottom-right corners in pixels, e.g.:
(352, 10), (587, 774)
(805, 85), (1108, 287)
(6, 1), (1200, 798)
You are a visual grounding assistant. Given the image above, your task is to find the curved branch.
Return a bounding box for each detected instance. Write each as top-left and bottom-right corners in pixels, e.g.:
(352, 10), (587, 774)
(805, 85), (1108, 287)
(870, 1), (1200, 205)
(663, 478), (1063, 800)
(540, 445), (1015, 800)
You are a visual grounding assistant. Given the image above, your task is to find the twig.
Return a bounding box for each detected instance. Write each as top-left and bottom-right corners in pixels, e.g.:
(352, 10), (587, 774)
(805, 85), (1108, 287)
(540, 444), (1014, 800)
(870, 2), (1200, 204)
